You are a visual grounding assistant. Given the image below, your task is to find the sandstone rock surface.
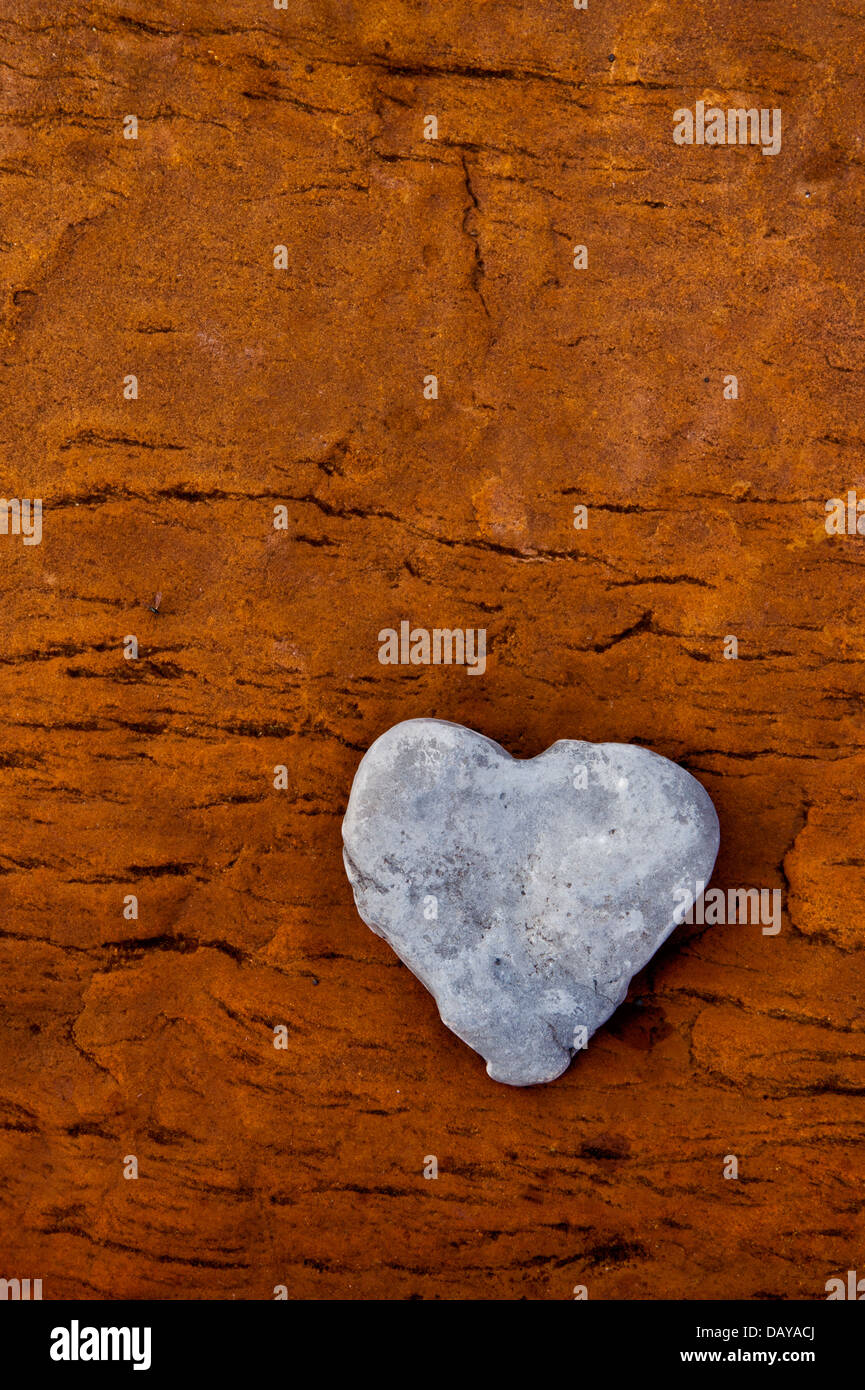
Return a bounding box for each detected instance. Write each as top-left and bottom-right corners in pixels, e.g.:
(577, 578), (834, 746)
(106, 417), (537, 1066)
(1, 0), (864, 1302)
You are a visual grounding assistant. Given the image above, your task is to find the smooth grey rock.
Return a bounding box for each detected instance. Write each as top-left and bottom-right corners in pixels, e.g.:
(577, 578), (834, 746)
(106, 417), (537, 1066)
(342, 718), (720, 1086)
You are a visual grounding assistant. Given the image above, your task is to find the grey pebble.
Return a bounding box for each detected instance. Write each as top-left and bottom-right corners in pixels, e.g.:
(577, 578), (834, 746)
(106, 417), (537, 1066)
(342, 718), (720, 1086)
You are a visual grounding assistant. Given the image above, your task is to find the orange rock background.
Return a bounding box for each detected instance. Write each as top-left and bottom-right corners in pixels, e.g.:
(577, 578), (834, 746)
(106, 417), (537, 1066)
(1, 0), (863, 1299)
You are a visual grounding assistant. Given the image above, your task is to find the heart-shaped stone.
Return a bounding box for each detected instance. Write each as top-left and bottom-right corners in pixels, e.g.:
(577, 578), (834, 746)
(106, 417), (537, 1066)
(342, 718), (720, 1086)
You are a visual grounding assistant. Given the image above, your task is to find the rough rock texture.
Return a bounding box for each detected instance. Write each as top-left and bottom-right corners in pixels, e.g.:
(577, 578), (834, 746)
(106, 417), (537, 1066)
(344, 718), (720, 1084)
(1, 0), (864, 1300)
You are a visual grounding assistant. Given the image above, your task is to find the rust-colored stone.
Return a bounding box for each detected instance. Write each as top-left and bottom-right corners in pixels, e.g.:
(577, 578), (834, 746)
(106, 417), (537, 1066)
(0, 0), (863, 1299)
